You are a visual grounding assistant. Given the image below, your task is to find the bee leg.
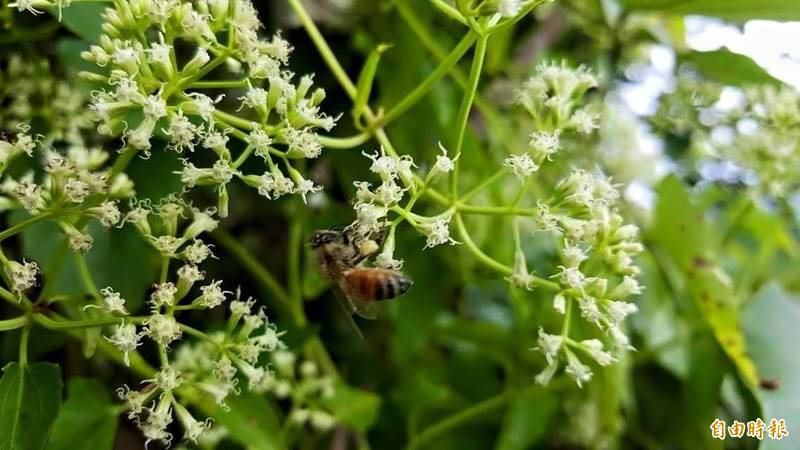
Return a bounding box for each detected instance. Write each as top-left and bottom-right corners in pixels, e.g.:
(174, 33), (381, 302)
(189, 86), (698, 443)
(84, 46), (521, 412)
(372, 227), (387, 247)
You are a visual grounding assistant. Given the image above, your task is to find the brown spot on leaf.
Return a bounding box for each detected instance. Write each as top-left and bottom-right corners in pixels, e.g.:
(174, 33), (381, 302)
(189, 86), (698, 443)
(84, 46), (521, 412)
(760, 378), (781, 391)
(693, 256), (712, 268)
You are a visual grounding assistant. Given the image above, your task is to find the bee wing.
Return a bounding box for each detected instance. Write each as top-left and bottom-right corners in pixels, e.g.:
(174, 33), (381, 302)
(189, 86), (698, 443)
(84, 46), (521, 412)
(330, 283), (365, 340)
(350, 296), (380, 320)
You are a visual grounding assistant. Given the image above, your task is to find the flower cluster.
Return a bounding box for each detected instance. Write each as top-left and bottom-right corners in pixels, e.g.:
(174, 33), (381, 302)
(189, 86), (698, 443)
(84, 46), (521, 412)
(67, 0), (334, 215)
(504, 62), (599, 179)
(347, 144), (460, 267)
(529, 168), (643, 387)
(652, 76), (800, 198)
(0, 129), (134, 296)
(713, 85), (799, 197)
(266, 350), (339, 432)
(109, 269), (285, 445)
(0, 55), (94, 141)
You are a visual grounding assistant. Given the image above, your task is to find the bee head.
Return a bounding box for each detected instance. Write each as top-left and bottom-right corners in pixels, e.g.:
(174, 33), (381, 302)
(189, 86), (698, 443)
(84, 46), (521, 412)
(310, 229), (344, 248)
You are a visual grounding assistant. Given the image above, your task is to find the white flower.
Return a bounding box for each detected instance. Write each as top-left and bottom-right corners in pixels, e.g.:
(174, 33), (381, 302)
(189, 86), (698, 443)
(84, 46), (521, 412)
(164, 111), (201, 153)
(609, 324), (635, 353)
(146, 41), (172, 67)
(6, 259), (38, 293)
(142, 95), (168, 120)
(431, 142), (458, 176)
(89, 200), (122, 227)
(188, 92), (220, 122)
(577, 296), (603, 327)
(63, 225), (94, 254)
(150, 282), (178, 309)
(152, 364), (183, 391)
(375, 249), (404, 270)
(15, 0), (43, 15)
(195, 280), (230, 309)
(141, 395), (173, 446)
(203, 130), (230, 151)
(553, 292), (566, 314)
(247, 128), (273, 156)
(561, 241), (587, 267)
(498, 0), (521, 17)
(352, 203), (388, 236)
(506, 248), (535, 290)
(374, 180), (404, 206)
(286, 127), (324, 159)
(174, 402), (211, 443)
(609, 276), (642, 299)
(363, 147), (399, 180)
(528, 131), (560, 160)
(100, 287), (128, 315)
(579, 339), (615, 366)
(65, 179), (92, 203)
(555, 266), (587, 290)
(422, 216), (458, 249)
(570, 108), (599, 133)
(504, 154), (539, 180)
(605, 300), (638, 325)
(353, 181), (375, 205)
(535, 327), (562, 364)
(145, 314), (183, 348)
(239, 88), (268, 111)
(105, 323), (142, 366)
(296, 177), (322, 204)
(12, 180), (44, 211)
(183, 209), (219, 241)
(177, 264), (205, 284)
(254, 170), (295, 199)
(534, 361), (559, 386)
(565, 351), (593, 387)
(183, 239), (214, 264)
(309, 411), (335, 431)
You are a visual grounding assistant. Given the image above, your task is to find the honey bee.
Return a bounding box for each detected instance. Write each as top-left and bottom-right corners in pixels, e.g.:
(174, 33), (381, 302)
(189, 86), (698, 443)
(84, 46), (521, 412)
(310, 228), (412, 338)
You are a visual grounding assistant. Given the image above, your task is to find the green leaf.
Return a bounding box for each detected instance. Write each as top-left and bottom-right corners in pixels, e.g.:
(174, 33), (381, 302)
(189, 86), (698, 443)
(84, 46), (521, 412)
(46, 378), (118, 450)
(20, 219), (157, 312)
(320, 381), (381, 433)
(621, 0), (800, 21)
(650, 176), (759, 388)
(495, 387), (557, 450)
(352, 44), (392, 125)
(742, 284), (800, 450)
(679, 50), (780, 87)
(0, 362), (63, 450)
(55, 3), (108, 43)
(209, 393), (286, 450)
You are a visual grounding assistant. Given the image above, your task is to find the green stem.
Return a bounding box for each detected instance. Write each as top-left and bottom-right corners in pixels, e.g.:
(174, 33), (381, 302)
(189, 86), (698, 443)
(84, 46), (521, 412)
(395, 0), (496, 121)
(407, 390), (514, 450)
(213, 109), (255, 131)
(450, 34), (488, 198)
(318, 132), (372, 149)
(76, 254), (102, 299)
(19, 324), (30, 366)
(456, 204), (537, 216)
(288, 0), (356, 98)
(0, 212), (52, 242)
(454, 213), (512, 275)
(429, 0), (468, 25)
(33, 314), (145, 330)
(382, 31), (477, 125)
(287, 216), (306, 326)
(210, 229), (293, 308)
(188, 79), (248, 89)
(0, 315), (27, 331)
